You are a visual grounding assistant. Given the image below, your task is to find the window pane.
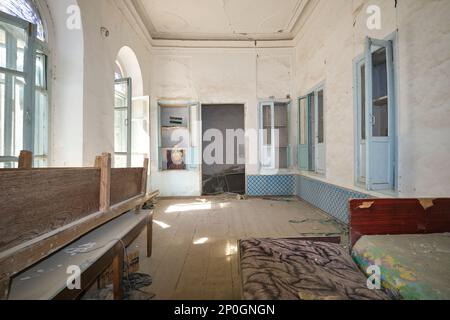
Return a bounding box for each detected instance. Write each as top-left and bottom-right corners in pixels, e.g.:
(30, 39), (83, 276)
(360, 64), (366, 140)
(299, 98), (307, 145)
(278, 147), (288, 169)
(0, 73), (4, 157)
(308, 93), (315, 171)
(274, 103), (287, 127)
(114, 108), (127, 153)
(114, 80), (130, 162)
(114, 82), (128, 108)
(262, 104), (272, 145)
(114, 154), (127, 169)
(275, 127), (288, 148)
(0, 20), (28, 72)
(34, 89), (48, 166)
(372, 48), (389, 137)
(318, 90), (324, 144)
(274, 103), (288, 150)
(35, 52), (46, 88)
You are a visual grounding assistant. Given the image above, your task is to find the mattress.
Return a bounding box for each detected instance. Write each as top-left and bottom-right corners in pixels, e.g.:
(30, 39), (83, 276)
(239, 238), (389, 300)
(352, 233), (450, 300)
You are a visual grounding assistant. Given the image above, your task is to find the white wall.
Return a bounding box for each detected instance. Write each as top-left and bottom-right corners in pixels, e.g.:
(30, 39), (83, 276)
(43, 0), (449, 198)
(293, 0), (450, 197)
(150, 47), (294, 196)
(41, 0), (84, 167)
(78, 0), (152, 167)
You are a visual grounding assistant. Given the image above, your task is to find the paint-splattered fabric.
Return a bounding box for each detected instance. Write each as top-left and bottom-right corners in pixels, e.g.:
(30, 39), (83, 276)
(239, 238), (389, 300)
(352, 233), (450, 300)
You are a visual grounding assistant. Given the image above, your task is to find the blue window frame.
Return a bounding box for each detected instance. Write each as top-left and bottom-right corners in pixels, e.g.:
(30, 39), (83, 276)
(114, 77), (132, 168)
(259, 100), (291, 172)
(0, 0), (45, 41)
(298, 84), (326, 175)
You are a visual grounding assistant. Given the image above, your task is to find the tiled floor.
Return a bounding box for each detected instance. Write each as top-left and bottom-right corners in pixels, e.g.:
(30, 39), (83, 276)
(132, 196), (347, 300)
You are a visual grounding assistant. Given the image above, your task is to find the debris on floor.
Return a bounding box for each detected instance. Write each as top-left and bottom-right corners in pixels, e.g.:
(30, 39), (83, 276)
(236, 194), (248, 201)
(263, 197), (296, 202)
(83, 273), (155, 300)
(202, 166), (245, 195)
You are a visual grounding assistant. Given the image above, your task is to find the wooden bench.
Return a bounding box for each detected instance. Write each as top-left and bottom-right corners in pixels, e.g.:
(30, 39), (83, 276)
(0, 152), (159, 300)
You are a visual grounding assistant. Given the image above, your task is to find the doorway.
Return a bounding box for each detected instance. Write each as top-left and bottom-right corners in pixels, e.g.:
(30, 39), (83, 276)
(201, 104), (245, 195)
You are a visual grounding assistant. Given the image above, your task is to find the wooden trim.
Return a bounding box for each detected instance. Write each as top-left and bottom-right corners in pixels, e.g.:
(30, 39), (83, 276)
(18, 151), (32, 169)
(99, 153), (112, 212)
(141, 158), (149, 194)
(350, 198), (450, 247)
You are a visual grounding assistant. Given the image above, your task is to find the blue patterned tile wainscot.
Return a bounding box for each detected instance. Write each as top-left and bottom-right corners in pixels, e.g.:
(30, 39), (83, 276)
(247, 175), (296, 197)
(296, 175), (371, 224)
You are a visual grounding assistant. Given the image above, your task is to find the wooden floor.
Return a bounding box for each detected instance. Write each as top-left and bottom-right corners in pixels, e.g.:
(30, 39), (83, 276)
(131, 196), (346, 300)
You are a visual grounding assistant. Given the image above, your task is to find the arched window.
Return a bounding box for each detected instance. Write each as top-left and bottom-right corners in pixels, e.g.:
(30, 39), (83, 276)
(0, 0), (45, 41)
(0, 0), (49, 168)
(114, 60), (132, 168)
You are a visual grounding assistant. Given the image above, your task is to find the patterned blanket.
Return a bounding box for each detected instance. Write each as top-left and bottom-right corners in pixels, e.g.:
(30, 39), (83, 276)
(239, 238), (389, 300)
(352, 234), (450, 300)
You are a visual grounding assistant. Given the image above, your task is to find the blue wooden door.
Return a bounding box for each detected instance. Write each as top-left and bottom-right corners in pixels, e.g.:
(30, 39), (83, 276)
(364, 37), (395, 190)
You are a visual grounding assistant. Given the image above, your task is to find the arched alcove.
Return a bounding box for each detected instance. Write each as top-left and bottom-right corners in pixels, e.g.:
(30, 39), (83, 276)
(114, 46), (149, 168)
(116, 46), (144, 97)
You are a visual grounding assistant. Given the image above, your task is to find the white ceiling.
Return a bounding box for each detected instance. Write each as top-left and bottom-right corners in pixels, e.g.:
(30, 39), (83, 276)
(132, 0), (308, 41)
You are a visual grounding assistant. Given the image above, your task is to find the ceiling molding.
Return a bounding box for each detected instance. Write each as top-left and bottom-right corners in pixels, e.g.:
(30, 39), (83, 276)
(115, 0), (154, 47)
(129, 0), (315, 43)
(118, 0), (317, 49)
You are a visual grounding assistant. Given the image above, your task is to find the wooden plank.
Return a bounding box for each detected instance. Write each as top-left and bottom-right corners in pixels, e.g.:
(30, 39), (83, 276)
(349, 198), (450, 247)
(0, 190), (159, 298)
(111, 168), (142, 205)
(99, 153), (111, 212)
(0, 168), (101, 253)
(18, 151), (32, 169)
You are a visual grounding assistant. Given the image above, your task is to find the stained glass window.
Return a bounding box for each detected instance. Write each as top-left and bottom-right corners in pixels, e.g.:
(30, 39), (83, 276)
(0, 0), (45, 41)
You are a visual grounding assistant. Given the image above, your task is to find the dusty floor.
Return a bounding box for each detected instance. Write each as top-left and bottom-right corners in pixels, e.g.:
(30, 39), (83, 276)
(131, 196), (347, 300)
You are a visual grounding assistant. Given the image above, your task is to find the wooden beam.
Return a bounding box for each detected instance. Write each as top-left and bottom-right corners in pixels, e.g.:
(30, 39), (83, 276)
(147, 211), (153, 258)
(0, 276), (10, 300)
(112, 249), (124, 300)
(0, 190), (159, 294)
(18, 151), (32, 169)
(141, 157), (149, 194)
(94, 156), (102, 168)
(99, 153), (111, 212)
